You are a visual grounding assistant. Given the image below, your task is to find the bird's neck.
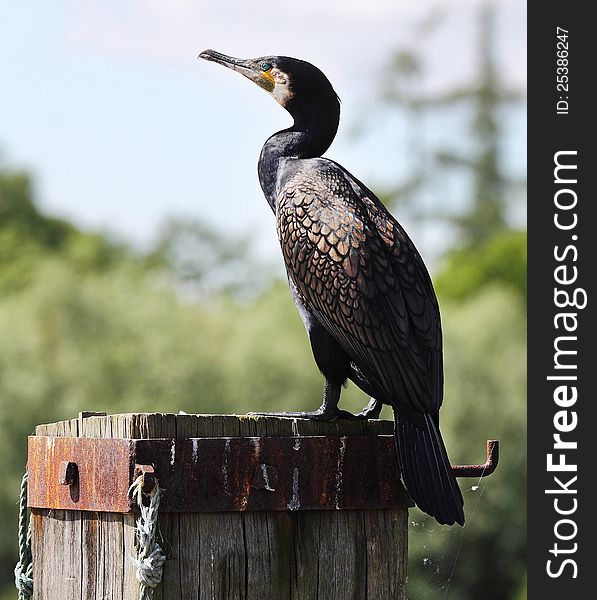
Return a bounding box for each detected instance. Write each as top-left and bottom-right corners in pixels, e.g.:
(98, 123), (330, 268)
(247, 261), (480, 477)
(258, 107), (339, 211)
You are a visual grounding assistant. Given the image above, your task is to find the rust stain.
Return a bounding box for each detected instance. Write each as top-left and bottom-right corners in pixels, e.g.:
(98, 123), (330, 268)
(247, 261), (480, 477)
(27, 436), (133, 513)
(27, 434), (496, 514)
(452, 440), (500, 478)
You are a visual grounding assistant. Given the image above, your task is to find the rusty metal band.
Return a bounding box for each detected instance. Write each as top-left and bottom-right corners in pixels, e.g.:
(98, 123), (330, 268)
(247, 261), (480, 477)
(27, 435), (498, 514)
(27, 435), (412, 513)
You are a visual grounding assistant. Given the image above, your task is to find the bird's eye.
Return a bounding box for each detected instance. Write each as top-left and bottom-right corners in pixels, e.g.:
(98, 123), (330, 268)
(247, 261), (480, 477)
(260, 62), (272, 72)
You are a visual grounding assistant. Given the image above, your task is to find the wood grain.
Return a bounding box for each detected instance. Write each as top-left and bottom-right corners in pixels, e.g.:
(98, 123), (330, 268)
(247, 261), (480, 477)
(32, 413), (407, 600)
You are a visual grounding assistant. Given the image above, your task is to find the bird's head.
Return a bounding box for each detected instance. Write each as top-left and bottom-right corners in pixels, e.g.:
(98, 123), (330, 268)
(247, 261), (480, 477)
(199, 49), (340, 130)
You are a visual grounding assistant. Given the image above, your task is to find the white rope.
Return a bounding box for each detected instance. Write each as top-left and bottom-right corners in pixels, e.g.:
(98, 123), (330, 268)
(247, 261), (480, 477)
(129, 475), (167, 600)
(14, 472), (33, 600)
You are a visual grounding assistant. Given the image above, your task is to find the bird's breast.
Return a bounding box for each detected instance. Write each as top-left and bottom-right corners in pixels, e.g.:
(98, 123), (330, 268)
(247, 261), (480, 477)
(277, 188), (362, 271)
(275, 185), (386, 327)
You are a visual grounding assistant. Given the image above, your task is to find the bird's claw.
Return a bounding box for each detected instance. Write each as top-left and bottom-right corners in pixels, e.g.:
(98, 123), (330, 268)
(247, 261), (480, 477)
(247, 409), (359, 422)
(354, 398), (383, 420)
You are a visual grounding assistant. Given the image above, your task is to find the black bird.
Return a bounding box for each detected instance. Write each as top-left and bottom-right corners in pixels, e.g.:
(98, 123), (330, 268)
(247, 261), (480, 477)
(199, 50), (465, 526)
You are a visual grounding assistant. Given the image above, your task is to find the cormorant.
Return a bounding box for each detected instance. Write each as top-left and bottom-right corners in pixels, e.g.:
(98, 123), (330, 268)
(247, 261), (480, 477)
(199, 49), (465, 526)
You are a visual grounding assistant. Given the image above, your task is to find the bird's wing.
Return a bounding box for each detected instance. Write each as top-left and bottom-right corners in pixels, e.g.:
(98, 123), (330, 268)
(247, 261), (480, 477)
(276, 160), (443, 417)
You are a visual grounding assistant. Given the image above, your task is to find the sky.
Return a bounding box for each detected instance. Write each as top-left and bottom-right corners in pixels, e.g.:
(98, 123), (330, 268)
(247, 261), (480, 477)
(0, 0), (526, 262)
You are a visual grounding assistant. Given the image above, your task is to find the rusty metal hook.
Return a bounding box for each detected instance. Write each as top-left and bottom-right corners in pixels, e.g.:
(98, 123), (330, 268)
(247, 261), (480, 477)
(452, 440), (499, 478)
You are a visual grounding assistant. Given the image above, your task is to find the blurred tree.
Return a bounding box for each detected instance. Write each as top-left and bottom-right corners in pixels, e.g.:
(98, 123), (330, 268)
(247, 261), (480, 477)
(145, 217), (269, 300)
(0, 167), (129, 293)
(514, 575), (528, 600)
(0, 169), (73, 248)
(0, 165), (273, 591)
(0, 5), (527, 592)
(0, 236), (526, 599)
(379, 0), (525, 247)
(370, 2), (527, 598)
(401, 228), (526, 600)
(435, 229), (526, 302)
(406, 284), (526, 600)
(0, 172), (527, 600)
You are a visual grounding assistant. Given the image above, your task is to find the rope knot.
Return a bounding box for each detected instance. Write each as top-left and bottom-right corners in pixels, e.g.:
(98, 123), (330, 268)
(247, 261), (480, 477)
(14, 562), (34, 597)
(129, 474), (166, 599)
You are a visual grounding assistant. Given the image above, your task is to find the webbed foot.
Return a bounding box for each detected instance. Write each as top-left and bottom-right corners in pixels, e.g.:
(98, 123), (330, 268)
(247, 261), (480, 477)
(248, 378), (362, 422)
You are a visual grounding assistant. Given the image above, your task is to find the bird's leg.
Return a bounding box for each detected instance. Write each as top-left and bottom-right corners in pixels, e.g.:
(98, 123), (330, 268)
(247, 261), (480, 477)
(248, 378), (359, 421)
(355, 397), (383, 420)
(347, 364), (384, 419)
(312, 379), (360, 420)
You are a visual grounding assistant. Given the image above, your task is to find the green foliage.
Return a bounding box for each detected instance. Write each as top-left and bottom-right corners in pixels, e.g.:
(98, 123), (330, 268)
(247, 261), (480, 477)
(0, 255), (525, 599)
(0, 168), (131, 295)
(0, 170), (73, 249)
(376, 17), (527, 595)
(145, 217), (269, 300)
(435, 230), (527, 303)
(514, 574), (527, 600)
(407, 286), (526, 600)
(0, 169), (368, 587)
(0, 155), (526, 598)
(0, 257), (370, 592)
(0, 589), (16, 600)
(379, 2), (524, 247)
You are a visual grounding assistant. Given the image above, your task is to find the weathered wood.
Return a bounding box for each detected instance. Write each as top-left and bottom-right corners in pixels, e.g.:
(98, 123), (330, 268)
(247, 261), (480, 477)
(31, 418), (81, 600)
(32, 413), (408, 600)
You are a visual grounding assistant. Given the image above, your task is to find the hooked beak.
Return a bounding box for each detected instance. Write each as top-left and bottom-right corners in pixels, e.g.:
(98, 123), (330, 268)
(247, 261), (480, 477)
(198, 49), (274, 92)
(199, 49), (252, 72)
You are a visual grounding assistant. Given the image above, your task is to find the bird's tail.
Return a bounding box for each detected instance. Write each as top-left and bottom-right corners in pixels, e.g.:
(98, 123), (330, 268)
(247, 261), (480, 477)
(394, 412), (465, 526)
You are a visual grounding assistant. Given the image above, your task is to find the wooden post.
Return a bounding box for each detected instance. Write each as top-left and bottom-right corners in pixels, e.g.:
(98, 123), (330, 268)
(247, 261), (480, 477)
(31, 413), (409, 600)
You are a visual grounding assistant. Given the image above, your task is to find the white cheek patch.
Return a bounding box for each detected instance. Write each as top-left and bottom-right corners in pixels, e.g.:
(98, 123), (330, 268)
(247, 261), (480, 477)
(271, 68), (293, 105)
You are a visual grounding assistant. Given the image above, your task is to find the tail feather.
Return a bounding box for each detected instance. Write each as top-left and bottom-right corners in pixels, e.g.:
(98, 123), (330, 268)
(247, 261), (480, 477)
(394, 412), (465, 526)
